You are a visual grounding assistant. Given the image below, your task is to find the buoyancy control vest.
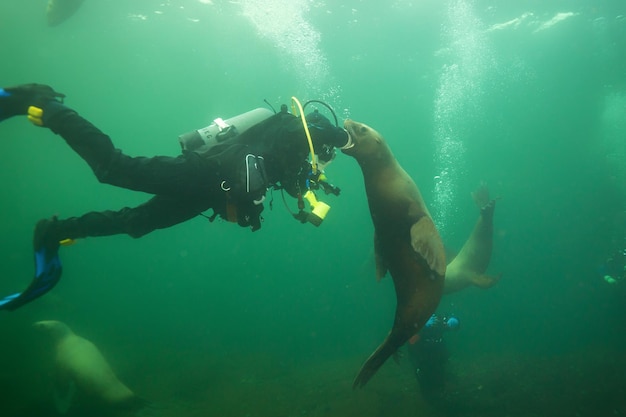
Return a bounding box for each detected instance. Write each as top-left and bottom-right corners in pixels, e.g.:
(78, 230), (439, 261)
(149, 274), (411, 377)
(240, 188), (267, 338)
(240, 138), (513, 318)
(177, 103), (342, 231)
(178, 108), (275, 231)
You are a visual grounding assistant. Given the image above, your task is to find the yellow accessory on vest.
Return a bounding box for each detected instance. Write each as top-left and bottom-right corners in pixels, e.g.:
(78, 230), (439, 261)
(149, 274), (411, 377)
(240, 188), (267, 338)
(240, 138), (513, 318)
(303, 190), (330, 227)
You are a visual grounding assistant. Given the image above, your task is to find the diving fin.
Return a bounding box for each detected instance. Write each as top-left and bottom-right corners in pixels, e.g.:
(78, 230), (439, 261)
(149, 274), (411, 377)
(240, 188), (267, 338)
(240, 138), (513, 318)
(0, 246), (62, 311)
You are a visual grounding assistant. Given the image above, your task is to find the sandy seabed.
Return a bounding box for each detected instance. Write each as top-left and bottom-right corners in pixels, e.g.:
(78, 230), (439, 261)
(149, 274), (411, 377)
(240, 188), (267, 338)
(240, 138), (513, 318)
(5, 344), (626, 417)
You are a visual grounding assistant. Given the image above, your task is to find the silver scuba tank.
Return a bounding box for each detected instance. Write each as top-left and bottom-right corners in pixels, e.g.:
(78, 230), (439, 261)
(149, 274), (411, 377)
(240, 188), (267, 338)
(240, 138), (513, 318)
(178, 107), (274, 153)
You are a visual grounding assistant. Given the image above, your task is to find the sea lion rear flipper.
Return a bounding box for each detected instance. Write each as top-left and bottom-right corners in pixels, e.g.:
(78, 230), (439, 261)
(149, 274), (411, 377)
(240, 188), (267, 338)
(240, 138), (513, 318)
(374, 233), (388, 281)
(472, 273), (502, 289)
(410, 217), (446, 276)
(471, 182), (490, 208)
(54, 378), (76, 414)
(472, 183), (501, 220)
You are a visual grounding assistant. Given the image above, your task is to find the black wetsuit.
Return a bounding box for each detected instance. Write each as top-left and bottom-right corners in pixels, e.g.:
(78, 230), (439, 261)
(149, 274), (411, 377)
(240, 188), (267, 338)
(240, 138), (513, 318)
(38, 101), (346, 245)
(408, 317), (452, 402)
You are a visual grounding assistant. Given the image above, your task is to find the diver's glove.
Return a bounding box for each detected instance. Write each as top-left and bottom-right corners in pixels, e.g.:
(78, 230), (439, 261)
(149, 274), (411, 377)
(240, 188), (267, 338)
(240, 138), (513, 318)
(425, 314), (440, 328)
(0, 84), (65, 124)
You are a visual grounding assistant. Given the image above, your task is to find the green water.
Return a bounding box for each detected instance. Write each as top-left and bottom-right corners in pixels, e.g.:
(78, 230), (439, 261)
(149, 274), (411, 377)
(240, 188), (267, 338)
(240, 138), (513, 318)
(1, 1), (625, 416)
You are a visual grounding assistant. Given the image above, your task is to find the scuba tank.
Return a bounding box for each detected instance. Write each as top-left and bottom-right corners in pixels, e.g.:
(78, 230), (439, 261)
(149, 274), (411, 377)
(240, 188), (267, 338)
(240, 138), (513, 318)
(178, 107), (274, 153)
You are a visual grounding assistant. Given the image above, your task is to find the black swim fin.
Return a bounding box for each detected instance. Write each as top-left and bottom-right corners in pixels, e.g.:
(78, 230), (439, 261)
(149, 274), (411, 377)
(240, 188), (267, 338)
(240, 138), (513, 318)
(0, 246), (62, 311)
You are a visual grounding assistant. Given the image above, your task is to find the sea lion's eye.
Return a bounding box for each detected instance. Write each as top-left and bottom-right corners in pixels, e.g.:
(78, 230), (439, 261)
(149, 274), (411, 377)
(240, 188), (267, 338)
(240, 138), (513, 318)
(359, 126), (368, 133)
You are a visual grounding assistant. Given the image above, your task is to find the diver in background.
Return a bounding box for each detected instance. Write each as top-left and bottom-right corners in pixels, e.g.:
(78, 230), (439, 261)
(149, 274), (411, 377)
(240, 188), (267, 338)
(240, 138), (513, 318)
(408, 313), (460, 404)
(0, 84), (351, 310)
(601, 247), (625, 285)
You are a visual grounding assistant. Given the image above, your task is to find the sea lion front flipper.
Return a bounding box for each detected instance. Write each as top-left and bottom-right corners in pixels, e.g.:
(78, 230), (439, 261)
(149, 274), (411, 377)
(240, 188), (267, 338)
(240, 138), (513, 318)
(410, 217), (446, 277)
(374, 233), (388, 281)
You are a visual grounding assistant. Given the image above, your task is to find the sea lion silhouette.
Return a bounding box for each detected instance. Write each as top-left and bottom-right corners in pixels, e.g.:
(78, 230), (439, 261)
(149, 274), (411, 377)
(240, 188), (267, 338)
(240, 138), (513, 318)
(47, 0), (84, 27)
(33, 320), (142, 413)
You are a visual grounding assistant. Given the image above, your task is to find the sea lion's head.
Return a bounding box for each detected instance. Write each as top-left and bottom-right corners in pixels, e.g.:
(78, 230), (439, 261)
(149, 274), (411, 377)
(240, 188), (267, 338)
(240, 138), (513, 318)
(33, 320), (73, 340)
(341, 120), (392, 167)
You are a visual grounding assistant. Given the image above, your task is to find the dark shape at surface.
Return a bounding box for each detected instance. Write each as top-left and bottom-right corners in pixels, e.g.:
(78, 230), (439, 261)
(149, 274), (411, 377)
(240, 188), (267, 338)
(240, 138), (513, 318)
(47, 0), (85, 27)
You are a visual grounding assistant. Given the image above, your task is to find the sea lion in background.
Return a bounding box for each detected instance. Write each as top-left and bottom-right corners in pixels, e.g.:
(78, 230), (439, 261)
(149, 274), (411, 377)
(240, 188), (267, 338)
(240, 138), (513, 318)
(444, 183), (501, 294)
(342, 119), (446, 389)
(47, 0), (85, 27)
(33, 320), (142, 413)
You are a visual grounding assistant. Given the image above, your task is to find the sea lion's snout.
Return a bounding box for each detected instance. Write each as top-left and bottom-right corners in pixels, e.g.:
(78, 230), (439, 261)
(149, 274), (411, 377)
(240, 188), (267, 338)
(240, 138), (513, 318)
(341, 120), (384, 158)
(343, 119), (355, 136)
(341, 120), (357, 153)
(33, 320), (52, 329)
(33, 321), (55, 336)
(33, 320), (71, 339)
(341, 130), (355, 151)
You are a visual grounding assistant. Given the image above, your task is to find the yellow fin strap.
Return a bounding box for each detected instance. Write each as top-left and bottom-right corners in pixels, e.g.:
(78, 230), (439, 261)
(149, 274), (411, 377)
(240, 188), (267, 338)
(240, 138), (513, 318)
(59, 238), (76, 247)
(290, 97), (317, 175)
(27, 106), (44, 126)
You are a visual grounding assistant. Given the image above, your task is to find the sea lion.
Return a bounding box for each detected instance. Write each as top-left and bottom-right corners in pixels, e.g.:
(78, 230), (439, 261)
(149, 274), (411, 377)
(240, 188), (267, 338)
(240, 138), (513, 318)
(444, 183), (501, 294)
(33, 320), (140, 413)
(342, 119), (446, 388)
(46, 0), (85, 27)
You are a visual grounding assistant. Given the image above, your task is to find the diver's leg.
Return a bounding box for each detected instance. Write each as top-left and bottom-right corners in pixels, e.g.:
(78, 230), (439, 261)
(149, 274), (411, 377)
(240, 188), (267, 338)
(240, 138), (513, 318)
(34, 194), (212, 250)
(44, 102), (213, 196)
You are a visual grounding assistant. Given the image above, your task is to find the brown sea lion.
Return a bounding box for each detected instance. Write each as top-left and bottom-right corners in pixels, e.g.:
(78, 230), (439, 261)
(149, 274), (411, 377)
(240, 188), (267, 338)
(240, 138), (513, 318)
(342, 119), (446, 388)
(33, 320), (142, 413)
(47, 0), (85, 27)
(444, 183), (501, 294)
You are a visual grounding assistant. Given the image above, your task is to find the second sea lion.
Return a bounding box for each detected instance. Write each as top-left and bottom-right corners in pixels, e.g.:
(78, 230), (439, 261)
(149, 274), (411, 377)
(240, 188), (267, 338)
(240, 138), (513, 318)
(444, 183), (501, 294)
(33, 320), (142, 413)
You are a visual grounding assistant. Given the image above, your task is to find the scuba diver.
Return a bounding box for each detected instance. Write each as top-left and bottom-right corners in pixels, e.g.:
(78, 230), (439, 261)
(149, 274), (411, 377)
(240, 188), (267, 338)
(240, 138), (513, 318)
(408, 313), (460, 404)
(0, 83), (352, 310)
